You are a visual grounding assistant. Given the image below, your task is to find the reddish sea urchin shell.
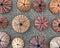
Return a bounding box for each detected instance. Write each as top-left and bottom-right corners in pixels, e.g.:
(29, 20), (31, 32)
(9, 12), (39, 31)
(33, 0), (46, 12)
(30, 36), (46, 48)
(0, 0), (12, 13)
(0, 16), (8, 28)
(52, 18), (60, 32)
(35, 16), (48, 31)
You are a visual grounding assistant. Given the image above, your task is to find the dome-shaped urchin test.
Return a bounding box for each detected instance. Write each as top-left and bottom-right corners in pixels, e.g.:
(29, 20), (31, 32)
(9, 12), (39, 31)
(0, 32), (10, 48)
(50, 37), (60, 48)
(50, 0), (60, 14)
(35, 16), (49, 31)
(33, 0), (46, 12)
(12, 15), (30, 33)
(17, 0), (30, 12)
(0, 0), (12, 13)
(12, 38), (24, 48)
(52, 18), (60, 32)
(30, 36), (46, 48)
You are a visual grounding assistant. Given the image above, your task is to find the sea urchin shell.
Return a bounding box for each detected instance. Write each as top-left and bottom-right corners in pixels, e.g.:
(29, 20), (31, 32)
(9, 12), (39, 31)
(33, 0), (46, 12)
(17, 0), (30, 12)
(30, 36), (46, 48)
(52, 18), (60, 32)
(35, 16), (48, 31)
(12, 15), (30, 33)
(0, 0), (12, 13)
(0, 32), (10, 48)
(50, 0), (60, 14)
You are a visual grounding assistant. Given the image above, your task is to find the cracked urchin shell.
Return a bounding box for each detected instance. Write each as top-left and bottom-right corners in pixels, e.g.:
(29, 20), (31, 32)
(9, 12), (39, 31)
(0, 0), (12, 13)
(35, 16), (49, 31)
(30, 36), (46, 48)
(50, 37), (60, 48)
(12, 15), (30, 33)
(12, 38), (24, 48)
(17, 0), (30, 12)
(50, 0), (60, 14)
(0, 32), (10, 48)
(52, 18), (60, 32)
(33, 0), (46, 12)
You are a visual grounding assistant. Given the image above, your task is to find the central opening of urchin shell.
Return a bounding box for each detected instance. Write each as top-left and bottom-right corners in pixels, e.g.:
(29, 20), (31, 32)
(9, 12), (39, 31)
(20, 23), (23, 26)
(57, 4), (60, 7)
(37, 44), (40, 47)
(0, 21), (2, 24)
(0, 3), (3, 6)
(38, 4), (42, 7)
(40, 22), (43, 25)
(0, 40), (1, 42)
(23, 3), (25, 5)
(17, 44), (19, 45)
(41, 22), (43, 24)
(58, 24), (60, 27)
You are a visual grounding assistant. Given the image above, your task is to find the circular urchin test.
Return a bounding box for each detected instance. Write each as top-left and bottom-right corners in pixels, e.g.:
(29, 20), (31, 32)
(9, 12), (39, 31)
(12, 38), (24, 48)
(33, 0), (46, 12)
(50, 37), (60, 48)
(12, 15), (30, 33)
(17, 0), (30, 12)
(0, 32), (10, 48)
(35, 16), (48, 31)
(50, 0), (60, 14)
(0, 0), (12, 13)
(52, 18), (60, 32)
(30, 36), (46, 48)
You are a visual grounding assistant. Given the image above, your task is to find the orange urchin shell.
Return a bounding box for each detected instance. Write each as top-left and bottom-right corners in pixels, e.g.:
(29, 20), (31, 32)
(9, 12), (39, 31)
(12, 15), (30, 33)
(52, 18), (60, 32)
(17, 0), (30, 12)
(0, 0), (12, 13)
(12, 38), (24, 48)
(50, 0), (60, 14)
